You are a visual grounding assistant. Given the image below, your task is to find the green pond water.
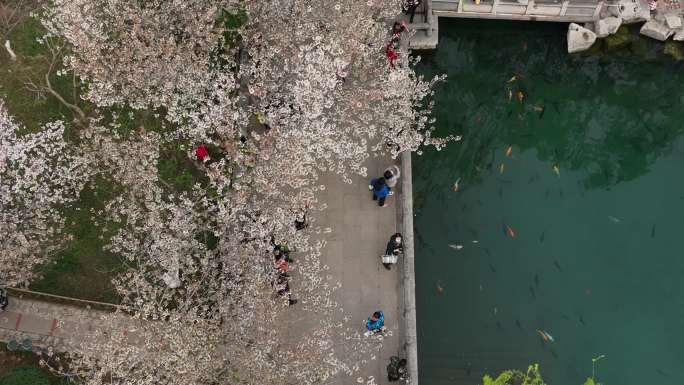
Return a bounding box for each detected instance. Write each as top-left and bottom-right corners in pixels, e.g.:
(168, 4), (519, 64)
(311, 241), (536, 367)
(413, 20), (684, 385)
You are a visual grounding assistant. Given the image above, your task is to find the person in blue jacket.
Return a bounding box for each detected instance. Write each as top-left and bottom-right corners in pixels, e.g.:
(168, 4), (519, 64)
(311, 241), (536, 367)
(366, 311), (385, 335)
(369, 177), (392, 207)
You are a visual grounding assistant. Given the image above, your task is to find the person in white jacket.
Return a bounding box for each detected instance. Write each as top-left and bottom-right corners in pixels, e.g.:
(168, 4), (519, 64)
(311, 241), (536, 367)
(383, 165), (401, 188)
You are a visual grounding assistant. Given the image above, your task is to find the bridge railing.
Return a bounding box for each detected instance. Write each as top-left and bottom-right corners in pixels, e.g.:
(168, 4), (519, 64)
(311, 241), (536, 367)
(431, 0), (603, 21)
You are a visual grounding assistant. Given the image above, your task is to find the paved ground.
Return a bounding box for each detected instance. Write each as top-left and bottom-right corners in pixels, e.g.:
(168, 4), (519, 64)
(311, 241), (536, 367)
(0, 295), (111, 351)
(311, 157), (405, 385)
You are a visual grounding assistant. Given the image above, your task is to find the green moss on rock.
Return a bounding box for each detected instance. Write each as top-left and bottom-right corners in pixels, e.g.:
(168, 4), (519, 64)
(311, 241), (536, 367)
(664, 40), (684, 60)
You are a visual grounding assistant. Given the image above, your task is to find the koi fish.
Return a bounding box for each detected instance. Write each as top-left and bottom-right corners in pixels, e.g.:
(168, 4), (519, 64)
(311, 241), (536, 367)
(552, 164), (560, 177)
(506, 75), (518, 83)
(499, 163), (505, 175)
(504, 224), (516, 238)
(449, 244), (463, 250)
(505, 146), (513, 157)
(436, 282), (444, 295)
(608, 216), (621, 223)
(536, 329), (555, 342)
(453, 177), (461, 192)
(507, 89), (513, 102)
(516, 91), (525, 104)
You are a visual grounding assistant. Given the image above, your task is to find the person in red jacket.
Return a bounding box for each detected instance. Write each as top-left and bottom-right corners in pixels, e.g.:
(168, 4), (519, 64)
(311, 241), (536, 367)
(385, 42), (398, 69)
(195, 145), (210, 163)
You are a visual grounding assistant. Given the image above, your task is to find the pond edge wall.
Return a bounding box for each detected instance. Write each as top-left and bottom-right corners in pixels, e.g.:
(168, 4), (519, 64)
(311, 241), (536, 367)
(400, 151), (419, 384)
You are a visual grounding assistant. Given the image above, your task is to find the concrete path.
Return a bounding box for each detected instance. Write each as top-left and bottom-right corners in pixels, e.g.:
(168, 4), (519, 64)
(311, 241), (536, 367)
(311, 157), (406, 385)
(0, 295), (111, 351)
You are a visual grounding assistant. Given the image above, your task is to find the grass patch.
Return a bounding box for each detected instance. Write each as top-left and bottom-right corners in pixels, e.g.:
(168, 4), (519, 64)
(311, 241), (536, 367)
(0, 344), (66, 385)
(158, 142), (208, 192)
(30, 178), (124, 303)
(0, 17), (86, 132)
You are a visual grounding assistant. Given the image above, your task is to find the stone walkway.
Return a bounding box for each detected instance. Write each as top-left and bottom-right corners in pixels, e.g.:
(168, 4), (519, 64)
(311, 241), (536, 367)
(0, 294), (113, 351)
(311, 157), (406, 385)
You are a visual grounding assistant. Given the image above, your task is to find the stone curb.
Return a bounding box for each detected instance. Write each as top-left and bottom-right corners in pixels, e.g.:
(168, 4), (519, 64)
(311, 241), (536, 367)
(399, 152), (419, 384)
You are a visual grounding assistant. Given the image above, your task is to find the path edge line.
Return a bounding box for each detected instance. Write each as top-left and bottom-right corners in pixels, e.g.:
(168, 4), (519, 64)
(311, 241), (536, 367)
(399, 151), (419, 384)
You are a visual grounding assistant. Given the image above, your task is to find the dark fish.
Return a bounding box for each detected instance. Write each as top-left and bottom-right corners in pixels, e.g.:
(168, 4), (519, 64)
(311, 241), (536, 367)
(529, 286), (536, 299)
(488, 263), (497, 273)
(559, 189), (564, 199)
(651, 224), (656, 238)
(538, 106), (546, 119)
(539, 231), (545, 243)
(515, 319), (523, 329)
(484, 248), (492, 256)
(534, 273), (540, 288)
(656, 369), (669, 377)
(553, 260), (563, 271)
(550, 350), (559, 359)
(579, 315), (586, 325)
(560, 313), (570, 320)
(507, 109), (513, 117)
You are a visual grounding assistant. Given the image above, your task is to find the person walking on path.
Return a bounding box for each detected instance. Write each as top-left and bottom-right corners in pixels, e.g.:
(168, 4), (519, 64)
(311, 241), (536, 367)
(383, 165), (401, 188)
(403, 0), (421, 23)
(381, 233), (403, 270)
(364, 310), (386, 336)
(369, 177), (393, 207)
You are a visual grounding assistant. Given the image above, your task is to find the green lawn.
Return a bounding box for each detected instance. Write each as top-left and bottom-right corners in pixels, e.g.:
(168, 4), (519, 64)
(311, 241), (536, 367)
(0, 344), (66, 385)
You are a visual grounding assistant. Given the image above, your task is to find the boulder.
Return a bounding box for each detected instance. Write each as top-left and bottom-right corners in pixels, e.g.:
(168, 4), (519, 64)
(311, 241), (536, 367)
(674, 29), (684, 41)
(616, 0), (651, 24)
(640, 20), (673, 41)
(665, 15), (682, 29)
(595, 16), (623, 37)
(567, 23), (597, 53)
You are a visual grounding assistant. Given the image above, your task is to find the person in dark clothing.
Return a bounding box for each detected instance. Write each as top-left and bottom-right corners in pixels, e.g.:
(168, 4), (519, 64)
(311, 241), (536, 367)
(369, 177), (392, 207)
(382, 233), (403, 270)
(387, 356), (408, 382)
(0, 288), (8, 311)
(403, 0), (421, 23)
(273, 274), (297, 306)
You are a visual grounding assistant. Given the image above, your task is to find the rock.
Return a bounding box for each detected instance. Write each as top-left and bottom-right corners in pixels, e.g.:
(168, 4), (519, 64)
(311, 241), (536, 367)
(640, 20), (674, 41)
(595, 16), (622, 38)
(665, 15), (682, 29)
(664, 40), (684, 60)
(674, 29), (684, 41)
(567, 23), (597, 53)
(616, 0), (651, 24)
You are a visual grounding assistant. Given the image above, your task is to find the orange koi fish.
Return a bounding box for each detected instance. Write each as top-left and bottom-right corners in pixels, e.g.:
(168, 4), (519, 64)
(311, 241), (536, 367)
(516, 90), (525, 104)
(536, 329), (555, 342)
(504, 224), (516, 238)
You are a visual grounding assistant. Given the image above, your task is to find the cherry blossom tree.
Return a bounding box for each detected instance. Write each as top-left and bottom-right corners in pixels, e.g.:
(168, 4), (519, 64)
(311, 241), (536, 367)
(1, 0), (455, 383)
(0, 100), (93, 287)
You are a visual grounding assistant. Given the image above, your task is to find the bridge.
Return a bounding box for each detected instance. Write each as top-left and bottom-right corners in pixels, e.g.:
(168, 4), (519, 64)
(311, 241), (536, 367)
(408, 0), (605, 49)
